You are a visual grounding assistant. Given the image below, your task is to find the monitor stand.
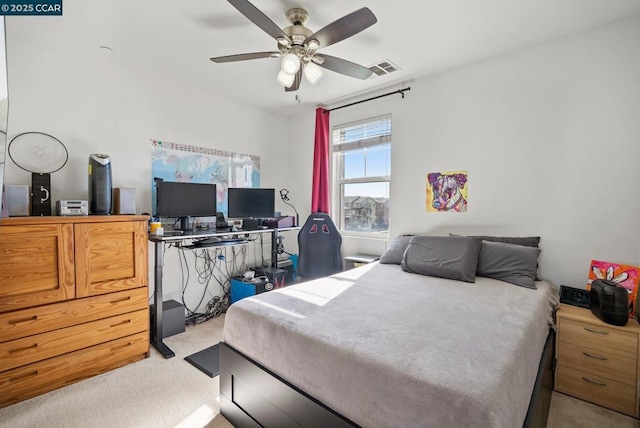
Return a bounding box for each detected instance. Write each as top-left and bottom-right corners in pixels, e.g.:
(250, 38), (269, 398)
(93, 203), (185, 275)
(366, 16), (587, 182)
(179, 217), (192, 232)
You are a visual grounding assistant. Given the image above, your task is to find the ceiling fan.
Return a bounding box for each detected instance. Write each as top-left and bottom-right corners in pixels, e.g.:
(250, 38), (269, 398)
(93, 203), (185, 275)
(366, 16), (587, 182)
(210, 0), (377, 92)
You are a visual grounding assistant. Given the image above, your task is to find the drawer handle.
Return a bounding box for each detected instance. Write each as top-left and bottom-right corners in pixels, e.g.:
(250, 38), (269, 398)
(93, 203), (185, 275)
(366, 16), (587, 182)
(8, 343), (38, 354)
(110, 319), (131, 328)
(582, 376), (607, 386)
(8, 370), (38, 383)
(110, 296), (131, 304)
(583, 327), (609, 335)
(583, 351), (608, 361)
(111, 341), (132, 352)
(8, 315), (38, 325)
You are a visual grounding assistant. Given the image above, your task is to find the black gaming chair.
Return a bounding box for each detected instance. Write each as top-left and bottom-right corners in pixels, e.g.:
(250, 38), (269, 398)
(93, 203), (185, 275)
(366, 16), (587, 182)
(297, 213), (343, 279)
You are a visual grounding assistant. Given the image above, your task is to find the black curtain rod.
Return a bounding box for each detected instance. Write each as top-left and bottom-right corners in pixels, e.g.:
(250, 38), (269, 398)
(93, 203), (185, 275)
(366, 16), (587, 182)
(324, 87), (411, 113)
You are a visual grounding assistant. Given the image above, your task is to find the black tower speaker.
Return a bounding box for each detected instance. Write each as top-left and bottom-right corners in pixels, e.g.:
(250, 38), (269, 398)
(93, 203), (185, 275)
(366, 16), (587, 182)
(89, 154), (113, 215)
(31, 173), (51, 216)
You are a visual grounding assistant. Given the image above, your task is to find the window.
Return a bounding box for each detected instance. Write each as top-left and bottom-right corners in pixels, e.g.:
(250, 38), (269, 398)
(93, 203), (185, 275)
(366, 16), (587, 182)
(333, 114), (391, 235)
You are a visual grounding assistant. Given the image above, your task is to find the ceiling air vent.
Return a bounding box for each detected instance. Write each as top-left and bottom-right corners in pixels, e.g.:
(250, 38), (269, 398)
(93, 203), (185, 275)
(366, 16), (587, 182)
(368, 60), (400, 78)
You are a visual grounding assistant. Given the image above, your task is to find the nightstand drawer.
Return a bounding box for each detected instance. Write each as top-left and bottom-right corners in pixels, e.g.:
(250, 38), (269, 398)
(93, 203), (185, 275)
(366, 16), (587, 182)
(556, 365), (636, 416)
(558, 341), (636, 386)
(559, 318), (637, 359)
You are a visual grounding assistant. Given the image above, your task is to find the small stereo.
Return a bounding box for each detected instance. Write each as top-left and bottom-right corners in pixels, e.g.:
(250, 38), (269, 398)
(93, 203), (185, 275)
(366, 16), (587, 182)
(56, 200), (89, 216)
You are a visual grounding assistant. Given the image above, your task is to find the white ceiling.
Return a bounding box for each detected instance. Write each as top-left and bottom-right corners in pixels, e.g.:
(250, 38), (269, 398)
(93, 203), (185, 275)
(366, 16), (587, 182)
(8, 0), (640, 115)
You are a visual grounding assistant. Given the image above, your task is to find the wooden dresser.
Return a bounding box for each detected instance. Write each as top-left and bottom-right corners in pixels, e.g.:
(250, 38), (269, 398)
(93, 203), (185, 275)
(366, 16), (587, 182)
(0, 215), (149, 408)
(555, 303), (640, 417)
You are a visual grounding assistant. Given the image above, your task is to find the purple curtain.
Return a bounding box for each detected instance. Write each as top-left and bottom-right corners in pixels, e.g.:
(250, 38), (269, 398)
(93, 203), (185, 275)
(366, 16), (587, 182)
(311, 108), (330, 214)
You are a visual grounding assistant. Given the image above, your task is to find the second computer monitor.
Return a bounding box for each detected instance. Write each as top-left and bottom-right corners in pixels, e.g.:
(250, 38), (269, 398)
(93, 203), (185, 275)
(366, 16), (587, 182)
(227, 188), (275, 219)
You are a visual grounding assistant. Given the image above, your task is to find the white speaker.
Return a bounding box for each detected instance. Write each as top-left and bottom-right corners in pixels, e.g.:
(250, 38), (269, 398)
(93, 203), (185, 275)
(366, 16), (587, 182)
(114, 188), (136, 215)
(3, 185), (30, 216)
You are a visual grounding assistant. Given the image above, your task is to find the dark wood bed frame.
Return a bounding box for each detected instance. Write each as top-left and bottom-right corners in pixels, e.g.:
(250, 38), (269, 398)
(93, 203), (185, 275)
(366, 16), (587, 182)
(220, 328), (555, 428)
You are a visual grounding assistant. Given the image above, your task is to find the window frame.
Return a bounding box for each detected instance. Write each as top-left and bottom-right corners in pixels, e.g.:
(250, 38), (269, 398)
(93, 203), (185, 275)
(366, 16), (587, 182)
(332, 114), (391, 238)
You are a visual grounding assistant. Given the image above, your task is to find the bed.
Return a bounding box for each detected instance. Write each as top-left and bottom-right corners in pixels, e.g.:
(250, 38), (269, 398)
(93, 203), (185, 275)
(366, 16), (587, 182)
(220, 235), (559, 428)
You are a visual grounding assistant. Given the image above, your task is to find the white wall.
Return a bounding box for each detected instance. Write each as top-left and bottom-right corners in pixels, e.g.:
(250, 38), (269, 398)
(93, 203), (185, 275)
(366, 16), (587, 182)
(2, 19), (292, 311)
(4, 13), (640, 299)
(287, 15), (640, 289)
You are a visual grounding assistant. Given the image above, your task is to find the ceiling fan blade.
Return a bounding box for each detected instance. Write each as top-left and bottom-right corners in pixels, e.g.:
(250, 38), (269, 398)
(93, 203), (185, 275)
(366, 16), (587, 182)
(304, 7), (377, 49)
(210, 51), (280, 63)
(317, 54), (373, 80)
(285, 69), (302, 92)
(227, 0), (291, 43)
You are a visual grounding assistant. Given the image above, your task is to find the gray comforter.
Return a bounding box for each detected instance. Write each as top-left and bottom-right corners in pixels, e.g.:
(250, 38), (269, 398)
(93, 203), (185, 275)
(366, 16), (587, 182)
(223, 262), (559, 428)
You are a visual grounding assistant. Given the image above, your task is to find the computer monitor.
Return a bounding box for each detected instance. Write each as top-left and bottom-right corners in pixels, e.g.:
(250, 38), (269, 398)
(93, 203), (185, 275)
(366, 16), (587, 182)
(156, 181), (217, 231)
(227, 188), (275, 219)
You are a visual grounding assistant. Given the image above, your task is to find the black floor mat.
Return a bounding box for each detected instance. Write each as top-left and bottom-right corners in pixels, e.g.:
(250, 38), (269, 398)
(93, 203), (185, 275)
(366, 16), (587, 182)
(184, 342), (220, 378)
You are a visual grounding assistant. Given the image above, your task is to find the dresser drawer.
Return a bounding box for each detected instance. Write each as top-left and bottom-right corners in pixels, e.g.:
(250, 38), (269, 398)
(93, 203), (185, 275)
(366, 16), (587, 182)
(558, 318), (637, 359)
(0, 309), (148, 372)
(0, 332), (148, 408)
(0, 287), (148, 343)
(556, 365), (636, 416)
(558, 341), (636, 386)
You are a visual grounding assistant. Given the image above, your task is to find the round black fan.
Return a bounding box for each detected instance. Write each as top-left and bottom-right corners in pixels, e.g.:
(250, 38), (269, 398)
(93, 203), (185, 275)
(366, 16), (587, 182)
(8, 132), (68, 215)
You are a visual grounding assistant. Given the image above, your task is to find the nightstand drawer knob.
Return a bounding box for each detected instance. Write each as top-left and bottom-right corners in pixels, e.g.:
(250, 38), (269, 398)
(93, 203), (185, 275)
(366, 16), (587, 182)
(582, 376), (607, 386)
(583, 326), (609, 335)
(583, 351), (608, 361)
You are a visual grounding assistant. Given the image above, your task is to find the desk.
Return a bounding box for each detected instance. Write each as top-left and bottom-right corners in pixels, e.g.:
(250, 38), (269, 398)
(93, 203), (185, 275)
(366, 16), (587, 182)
(148, 226), (300, 358)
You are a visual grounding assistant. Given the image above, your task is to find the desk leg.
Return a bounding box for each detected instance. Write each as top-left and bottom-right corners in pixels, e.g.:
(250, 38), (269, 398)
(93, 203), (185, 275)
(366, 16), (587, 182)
(271, 229), (278, 269)
(151, 241), (175, 359)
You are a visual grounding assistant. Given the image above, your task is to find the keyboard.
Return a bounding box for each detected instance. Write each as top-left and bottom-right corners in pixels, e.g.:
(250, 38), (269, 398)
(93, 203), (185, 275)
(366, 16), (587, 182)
(185, 237), (247, 249)
(218, 238), (245, 243)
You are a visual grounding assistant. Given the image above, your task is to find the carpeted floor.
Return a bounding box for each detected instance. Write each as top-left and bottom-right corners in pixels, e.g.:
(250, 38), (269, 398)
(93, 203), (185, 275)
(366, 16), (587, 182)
(0, 315), (231, 428)
(0, 314), (637, 428)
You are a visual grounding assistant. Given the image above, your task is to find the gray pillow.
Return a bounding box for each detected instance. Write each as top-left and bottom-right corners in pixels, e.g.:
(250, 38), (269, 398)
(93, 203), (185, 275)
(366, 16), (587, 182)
(477, 241), (540, 289)
(379, 235), (414, 264)
(401, 235), (482, 283)
(450, 234), (541, 280)
(471, 235), (540, 248)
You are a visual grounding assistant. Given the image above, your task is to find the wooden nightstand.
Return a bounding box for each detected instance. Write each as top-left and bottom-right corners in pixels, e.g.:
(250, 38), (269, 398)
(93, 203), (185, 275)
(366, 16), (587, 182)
(555, 303), (640, 417)
(343, 254), (379, 270)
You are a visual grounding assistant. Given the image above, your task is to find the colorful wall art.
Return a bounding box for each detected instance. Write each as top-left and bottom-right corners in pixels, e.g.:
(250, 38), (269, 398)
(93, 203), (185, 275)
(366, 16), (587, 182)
(426, 170), (468, 212)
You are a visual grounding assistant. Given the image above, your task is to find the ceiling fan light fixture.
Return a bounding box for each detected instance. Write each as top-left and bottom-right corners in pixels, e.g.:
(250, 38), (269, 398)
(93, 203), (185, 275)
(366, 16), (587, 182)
(277, 37), (290, 47)
(281, 53), (301, 75)
(303, 62), (323, 85)
(276, 69), (295, 87)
